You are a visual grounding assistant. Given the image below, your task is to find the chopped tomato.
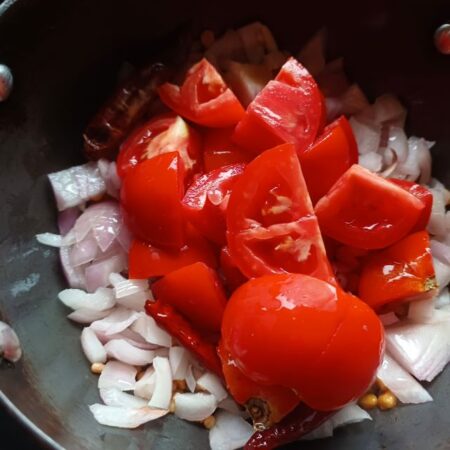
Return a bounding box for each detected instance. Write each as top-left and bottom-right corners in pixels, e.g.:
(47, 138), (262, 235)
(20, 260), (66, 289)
(300, 116), (358, 204)
(219, 246), (248, 292)
(389, 178), (433, 231)
(117, 114), (201, 179)
(315, 165), (425, 250)
(152, 262), (227, 334)
(128, 225), (218, 279)
(221, 274), (384, 411)
(232, 57), (325, 155)
(120, 152), (185, 249)
(158, 59), (245, 128)
(218, 341), (299, 427)
(226, 143), (334, 283)
(202, 127), (252, 172)
(358, 231), (437, 312)
(182, 163), (245, 245)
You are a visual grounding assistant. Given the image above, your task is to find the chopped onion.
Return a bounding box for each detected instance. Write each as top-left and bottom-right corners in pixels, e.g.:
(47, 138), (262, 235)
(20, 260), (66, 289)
(98, 361), (137, 391)
(430, 240), (450, 265)
(433, 257), (450, 293)
(169, 346), (190, 380)
(236, 22), (278, 64)
(58, 207), (80, 236)
(0, 321), (22, 363)
(349, 117), (381, 155)
(174, 392), (218, 421)
(99, 388), (148, 409)
(359, 152), (383, 172)
(69, 234), (99, 267)
(218, 397), (247, 417)
(89, 404), (167, 429)
(387, 126), (408, 163)
(85, 253), (127, 293)
(379, 312), (400, 327)
(116, 290), (148, 311)
(59, 246), (86, 289)
(325, 97), (343, 123)
(377, 353), (432, 404)
(340, 84), (369, 116)
(36, 233), (62, 247)
(58, 287), (115, 311)
(97, 159), (121, 199)
(149, 357), (173, 410)
(67, 307), (114, 324)
(373, 94), (407, 127)
(134, 367), (156, 400)
(197, 372), (228, 403)
(98, 328), (158, 350)
(131, 314), (172, 347)
(205, 29), (245, 69)
(114, 279), (148, 298)
(408, 298), (436, 323)
(296, 28), (326, 76)
(185, 364), (196, 393)
(104, 339), (155, 366)
(81, 327), (107, 364)
(90, 307), (140, 336)
(209, 410), (254, 450)
(436, 289), (450, 309)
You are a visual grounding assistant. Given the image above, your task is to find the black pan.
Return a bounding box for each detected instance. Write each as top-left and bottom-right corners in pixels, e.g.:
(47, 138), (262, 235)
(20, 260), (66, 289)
(1, 0), (450, 449)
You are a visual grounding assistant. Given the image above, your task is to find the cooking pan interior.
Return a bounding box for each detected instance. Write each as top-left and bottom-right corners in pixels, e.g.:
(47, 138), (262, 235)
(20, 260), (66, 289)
(0, 0), (450, 449)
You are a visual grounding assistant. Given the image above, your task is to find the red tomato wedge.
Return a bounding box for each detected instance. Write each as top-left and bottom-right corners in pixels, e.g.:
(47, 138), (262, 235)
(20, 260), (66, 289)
(315, 165), (425, 250)
(158, 59), (245, 128)
(389, 178), (433, 231)
(120, 152), (185, 249)
(220, 246), (248, 292)
(128, 225), (218, 279)
(202, 127), (252, 172)
(218, 341), (299, 428)
(232, 57), (325, 155)
(358, 231), (437, 312)
(221, 274), (384, 411)
(152, 262), (227, 334)
(226, 143), (334, 282)
(300, 116), (358, 204)
(117, 114), (201, 179)
(182, 163), (245, 245)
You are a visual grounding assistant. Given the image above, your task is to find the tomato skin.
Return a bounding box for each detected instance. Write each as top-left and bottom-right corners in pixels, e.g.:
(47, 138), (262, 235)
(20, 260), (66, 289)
(120, 152), (185, 249)
(389, 179), (432, 231)
(152, 262), (227, 334)
(300, 116), (358, 204)
(221, 274), (384, 411)
(232, 58), (324, 155)
(183, 163), (245, 245)
(128, 226), (218, 279)
(202, 127), (252, 172)
(219, 246), (248, 292)
(117, 114), (201, 179)
(158, 59), (245, 128)
(218, 341), (299, 427)
(226, 143), (334, 283)
(315, 165), (425, 250)
(358, 231), (437, 312)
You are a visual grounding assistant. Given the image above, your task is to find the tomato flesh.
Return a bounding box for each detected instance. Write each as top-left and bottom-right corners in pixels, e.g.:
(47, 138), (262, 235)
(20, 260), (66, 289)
(219, 246), (248, 292)
(158, 59), (245, 128)
(315, 165), (425, 250)
(221, 274), (384, 411)
(152, 262), (227, 334)
(232, 57), (324, 155)
(358, 231), (437, 312)
(226, 143), (334, 283)
(183, 163), (245, 245)
(120, 152), (185, 249)
(300, 116), (358, 204)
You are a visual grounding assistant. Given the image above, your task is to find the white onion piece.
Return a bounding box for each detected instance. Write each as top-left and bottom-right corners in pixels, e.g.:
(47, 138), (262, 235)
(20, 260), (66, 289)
(386, 320), (450, 381)
(325, 97), (343, 123)
(387, 126), (408, 163)
(89, 404), (167, 429)
(359, 152), (383, 172)
(70, 234), (98, 267)
(410, 137), (433, 185)
(135, 367), (156, 400)
(197, 373), (228, 403)
(372, 94), (407, 127)
(209, 410), (254, 450)
(109, 272), (126, 286)
(99, 388), (148, 409)
(97, 329), (158, 350)
(59, 246), (86, 289)
(131, 314), (172, 347)
(67, 307), (114, 324)
(436, 289), (450, 309)
(236, 22), (278, 64)
(0, 321), (22, 362)
(377, 353), (432, 404)
(169, 347), (190, 380)
(218, 397), (246, 417)
(58, 287), (115, 311)
(296, 28), (326, 76)
(428, 186), (448, 237)
(149, 357), (173, 410)
(116, 290), (148, 311)
(48, 163), (106, 211)
(408, 298), (436, 323)
(379, 312), (399, 327)
(185, 364), (196, 393)
(58, 207), (80, 236)
(85, 253), (127, 293)
(36, 233), (62, 247)
(349, 117), (381, 155)
(205, 29), (245, 69)
(174, 392), (218, 421)
(98, 361), (137, 391)
(90, 307), (140, 336)
(104, 339), (154, 366)
(433, 257), (450, 293)
(97, 159), (121, 199)
(114, 279), (148, 298)
(430, 240), (450, 265)
(303, 404), (371, 441)
(81, 327), (107, 364)
(340, 84), (369, 116)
